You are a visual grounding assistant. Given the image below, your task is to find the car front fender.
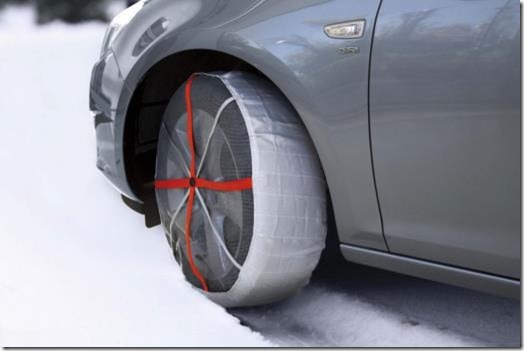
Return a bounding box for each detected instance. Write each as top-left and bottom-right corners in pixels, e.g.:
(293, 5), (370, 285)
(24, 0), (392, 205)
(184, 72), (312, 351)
(110, 0), (388, 250)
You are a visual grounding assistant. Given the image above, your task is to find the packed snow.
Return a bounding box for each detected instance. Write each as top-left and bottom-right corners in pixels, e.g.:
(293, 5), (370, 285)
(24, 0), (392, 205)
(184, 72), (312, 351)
(0, 6), (270, 347)
(232, 259), (520, 347)
(0, 6), (519, 347)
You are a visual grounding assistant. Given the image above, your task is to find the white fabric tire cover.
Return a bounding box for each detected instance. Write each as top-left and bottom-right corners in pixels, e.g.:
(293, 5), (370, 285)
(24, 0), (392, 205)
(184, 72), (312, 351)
(155, 71), (327, 307)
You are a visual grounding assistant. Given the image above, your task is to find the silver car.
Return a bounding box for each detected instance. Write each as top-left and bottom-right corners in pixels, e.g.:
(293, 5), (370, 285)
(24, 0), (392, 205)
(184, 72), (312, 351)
(89, 0), (520, 306)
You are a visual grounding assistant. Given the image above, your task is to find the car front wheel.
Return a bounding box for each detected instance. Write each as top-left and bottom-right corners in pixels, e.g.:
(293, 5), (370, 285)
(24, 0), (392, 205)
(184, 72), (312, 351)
(155, 71), (327, 307)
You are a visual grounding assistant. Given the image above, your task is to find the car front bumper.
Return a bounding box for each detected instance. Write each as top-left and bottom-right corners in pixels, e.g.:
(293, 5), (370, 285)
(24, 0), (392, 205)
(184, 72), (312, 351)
(89, 51), (138, 201)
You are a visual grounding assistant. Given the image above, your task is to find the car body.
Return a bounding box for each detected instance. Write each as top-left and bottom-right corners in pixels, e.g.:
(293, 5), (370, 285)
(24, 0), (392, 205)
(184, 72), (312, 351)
(89, 0), (521, 299)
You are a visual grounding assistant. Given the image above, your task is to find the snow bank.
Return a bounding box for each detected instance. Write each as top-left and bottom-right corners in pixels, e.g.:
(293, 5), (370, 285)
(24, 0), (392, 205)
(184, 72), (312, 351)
(0, 6), (270, 347)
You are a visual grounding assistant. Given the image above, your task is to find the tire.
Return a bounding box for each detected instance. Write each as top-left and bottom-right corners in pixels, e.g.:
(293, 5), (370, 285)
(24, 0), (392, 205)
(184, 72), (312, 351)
(155, 71), (327, 307)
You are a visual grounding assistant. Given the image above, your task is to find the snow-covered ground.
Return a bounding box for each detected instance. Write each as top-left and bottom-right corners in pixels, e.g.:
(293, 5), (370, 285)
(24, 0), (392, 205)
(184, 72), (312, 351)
(232, 258), (520, 347)
(0, 6), (520, 347)
(0, 6), (270, 347)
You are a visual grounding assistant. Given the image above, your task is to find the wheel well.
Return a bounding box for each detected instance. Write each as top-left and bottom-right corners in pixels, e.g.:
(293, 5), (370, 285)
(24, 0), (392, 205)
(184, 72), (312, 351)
(123, 49), (338, 249)
(123, 50), (260, 207)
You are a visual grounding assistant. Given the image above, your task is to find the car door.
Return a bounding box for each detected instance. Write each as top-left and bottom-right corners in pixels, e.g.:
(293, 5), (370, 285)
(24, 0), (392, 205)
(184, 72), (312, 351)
(369, 0), (520, 278)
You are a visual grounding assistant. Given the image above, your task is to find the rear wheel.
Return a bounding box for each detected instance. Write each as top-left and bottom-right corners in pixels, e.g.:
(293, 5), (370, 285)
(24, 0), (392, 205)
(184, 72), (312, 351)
(155, 72), (327, 307)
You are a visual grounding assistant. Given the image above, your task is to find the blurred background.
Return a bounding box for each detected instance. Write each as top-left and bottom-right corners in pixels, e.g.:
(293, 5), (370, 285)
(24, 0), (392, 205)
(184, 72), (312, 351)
(0, 0), (136, 24)
(0, 0), (138, 24)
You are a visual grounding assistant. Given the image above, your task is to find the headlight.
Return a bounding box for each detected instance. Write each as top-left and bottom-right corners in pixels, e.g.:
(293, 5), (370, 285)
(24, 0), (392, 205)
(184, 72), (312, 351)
(100, 1), (146, 57)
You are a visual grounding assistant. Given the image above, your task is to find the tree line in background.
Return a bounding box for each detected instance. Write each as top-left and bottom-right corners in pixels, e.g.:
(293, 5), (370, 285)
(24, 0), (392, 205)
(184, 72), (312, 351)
(0, 0), (138, 24)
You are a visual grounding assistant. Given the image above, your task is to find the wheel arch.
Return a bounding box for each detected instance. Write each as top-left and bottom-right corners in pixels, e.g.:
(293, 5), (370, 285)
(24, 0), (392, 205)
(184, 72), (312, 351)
(122, 49), (338, 243)
(122, 50), (259, 203)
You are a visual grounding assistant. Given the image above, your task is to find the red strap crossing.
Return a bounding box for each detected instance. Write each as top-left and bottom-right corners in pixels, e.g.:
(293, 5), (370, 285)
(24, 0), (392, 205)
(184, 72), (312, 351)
(155, 74), (253, 291)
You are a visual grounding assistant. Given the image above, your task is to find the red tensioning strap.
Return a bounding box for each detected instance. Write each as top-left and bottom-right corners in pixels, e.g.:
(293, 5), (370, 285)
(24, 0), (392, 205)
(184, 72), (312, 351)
(154, 178), (191, 189)
(184, 186), (208, 291)
(196, 177), (253, 192)
(155, 74), (253, 292)
(185, 75), (196, 177)
(155, 177), (253, 192)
